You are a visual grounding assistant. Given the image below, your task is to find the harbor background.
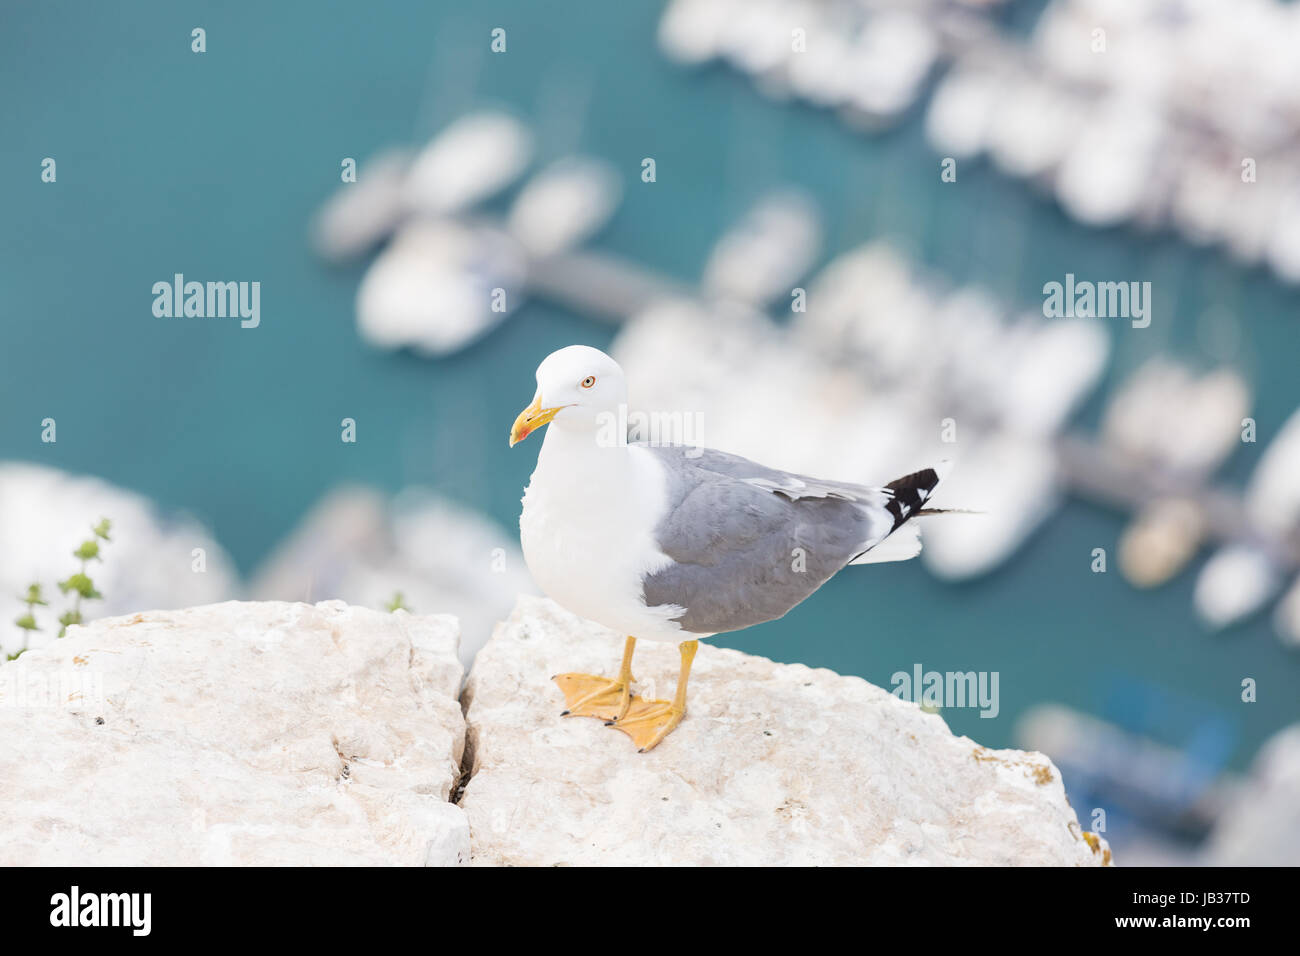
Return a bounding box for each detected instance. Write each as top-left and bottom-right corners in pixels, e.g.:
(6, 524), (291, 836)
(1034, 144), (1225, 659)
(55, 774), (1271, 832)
(3, 0), (1299, 860)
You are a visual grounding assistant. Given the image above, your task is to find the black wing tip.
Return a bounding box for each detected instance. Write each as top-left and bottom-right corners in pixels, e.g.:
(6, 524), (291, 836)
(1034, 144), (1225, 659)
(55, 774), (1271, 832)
(883, 466), (945, 529)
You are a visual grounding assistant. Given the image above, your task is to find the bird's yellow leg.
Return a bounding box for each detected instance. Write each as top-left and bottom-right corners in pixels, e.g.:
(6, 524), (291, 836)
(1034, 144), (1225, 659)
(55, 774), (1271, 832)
(554, 635), (637, 721)
(608, 639), (698, 753)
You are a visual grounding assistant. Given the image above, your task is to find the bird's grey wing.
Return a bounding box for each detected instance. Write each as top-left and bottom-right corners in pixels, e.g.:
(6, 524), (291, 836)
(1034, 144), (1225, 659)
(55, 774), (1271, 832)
(672, 445), (887, 502)
(638, 444), (894, 634)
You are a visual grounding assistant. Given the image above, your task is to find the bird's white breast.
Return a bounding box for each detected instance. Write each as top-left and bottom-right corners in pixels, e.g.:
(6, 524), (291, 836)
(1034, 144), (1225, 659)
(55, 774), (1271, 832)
(520, 439), (689, 643)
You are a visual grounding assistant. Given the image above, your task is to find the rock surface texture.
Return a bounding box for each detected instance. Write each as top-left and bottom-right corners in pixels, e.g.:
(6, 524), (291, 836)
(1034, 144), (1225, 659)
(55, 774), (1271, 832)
(0, 601), (469, 865)
(0, 596), (1111, 866)
(459, 596), (1110, 866)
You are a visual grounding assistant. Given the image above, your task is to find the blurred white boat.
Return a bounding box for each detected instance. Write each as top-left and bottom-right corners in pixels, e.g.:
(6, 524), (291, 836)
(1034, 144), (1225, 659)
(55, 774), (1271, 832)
(1168, 151), (1239, 247)
(1081, 360), (1254, 586)
(786, 25), (854, 107)
(925, 64), (1003, 161)
(1273, 576), (1300, 647)
(248, 486), (536, 672)
(1194, 544), (1282, 630)
(985, 77), (1079, 181)
(311, 110), (536, 270)
(839, 12), (939, 125)
(718, 0), (796, 80)
(1202, 723), (1300, 866)
(0, 463), (239, 659)
(658, 0), (737, 67)
(1055, 98), (1165, 228)
(921, 433), (1060, 581)
(405, 111), (533, 216)
(355, 219), (526, 356)
(506, 156), (622, 258)
(353, 149), (625, 355)
(1266, 188), (1300, 282)
(1106, 360), (1251, 585)
(1221, 172), (1282, 265)
(701, 189), (821, 307)
(311, 148), (412, 263)
(793, 242), (936, 382)
(1119, 497), (1208, 589)
(1101, 359), (1251, 479)
(1245, 407), (1300, 538)
(994, 315), (1110, 437)
(1191, 405), (1300, 630)
(661, 1), (942, 127)
(1192, 405), (1300, 628)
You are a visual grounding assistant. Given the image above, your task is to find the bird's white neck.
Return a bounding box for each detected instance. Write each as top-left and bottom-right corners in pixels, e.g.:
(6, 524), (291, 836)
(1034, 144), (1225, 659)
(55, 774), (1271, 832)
(535, 422), (632, 489)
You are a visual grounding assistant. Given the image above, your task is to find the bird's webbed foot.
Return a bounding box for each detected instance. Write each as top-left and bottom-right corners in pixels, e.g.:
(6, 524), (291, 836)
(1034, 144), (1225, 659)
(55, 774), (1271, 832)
(605, 697), (685, 752)
(553, 672), (634, 722)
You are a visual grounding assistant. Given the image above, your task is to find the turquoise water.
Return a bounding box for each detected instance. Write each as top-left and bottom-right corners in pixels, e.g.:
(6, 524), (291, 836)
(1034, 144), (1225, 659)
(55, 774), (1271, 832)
(3, 0), (1298, 773)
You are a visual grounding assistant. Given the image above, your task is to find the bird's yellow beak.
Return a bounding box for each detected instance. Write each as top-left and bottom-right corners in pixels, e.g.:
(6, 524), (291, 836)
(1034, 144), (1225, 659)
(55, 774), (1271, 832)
(509, 394), (563, 447)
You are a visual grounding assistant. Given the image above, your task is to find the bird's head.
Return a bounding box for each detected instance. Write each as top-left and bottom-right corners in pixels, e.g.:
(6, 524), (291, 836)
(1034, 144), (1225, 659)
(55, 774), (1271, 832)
(509, 345), (628, 447)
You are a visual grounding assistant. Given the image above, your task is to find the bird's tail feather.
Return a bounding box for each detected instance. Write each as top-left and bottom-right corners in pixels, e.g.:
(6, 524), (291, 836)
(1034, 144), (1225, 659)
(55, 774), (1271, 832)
(880, 460), (951, 530)
(850, 521), (922, 565)
(848, 460), (954, 566)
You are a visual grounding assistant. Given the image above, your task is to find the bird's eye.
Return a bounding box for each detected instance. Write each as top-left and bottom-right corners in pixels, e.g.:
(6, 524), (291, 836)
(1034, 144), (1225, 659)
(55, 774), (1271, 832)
(580, 376), (596, 388)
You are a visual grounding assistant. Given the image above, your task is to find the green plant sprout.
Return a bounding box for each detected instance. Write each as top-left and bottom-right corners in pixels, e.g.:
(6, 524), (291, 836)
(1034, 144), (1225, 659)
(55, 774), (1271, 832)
(8, 518), (112, 661)
(8, 584), (47, 661)
(385, 591), (411, 613)
(57, 518), (112, 636)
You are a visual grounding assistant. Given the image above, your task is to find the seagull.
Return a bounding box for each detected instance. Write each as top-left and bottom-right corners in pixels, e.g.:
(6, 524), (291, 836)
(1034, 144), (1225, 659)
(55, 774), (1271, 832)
(510, 345), (955, 752)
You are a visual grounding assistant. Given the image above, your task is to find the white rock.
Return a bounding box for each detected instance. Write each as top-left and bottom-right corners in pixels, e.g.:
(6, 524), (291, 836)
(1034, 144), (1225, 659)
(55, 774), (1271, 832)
(0, 601), (469, 866)
(459, 596), (1111, 867)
